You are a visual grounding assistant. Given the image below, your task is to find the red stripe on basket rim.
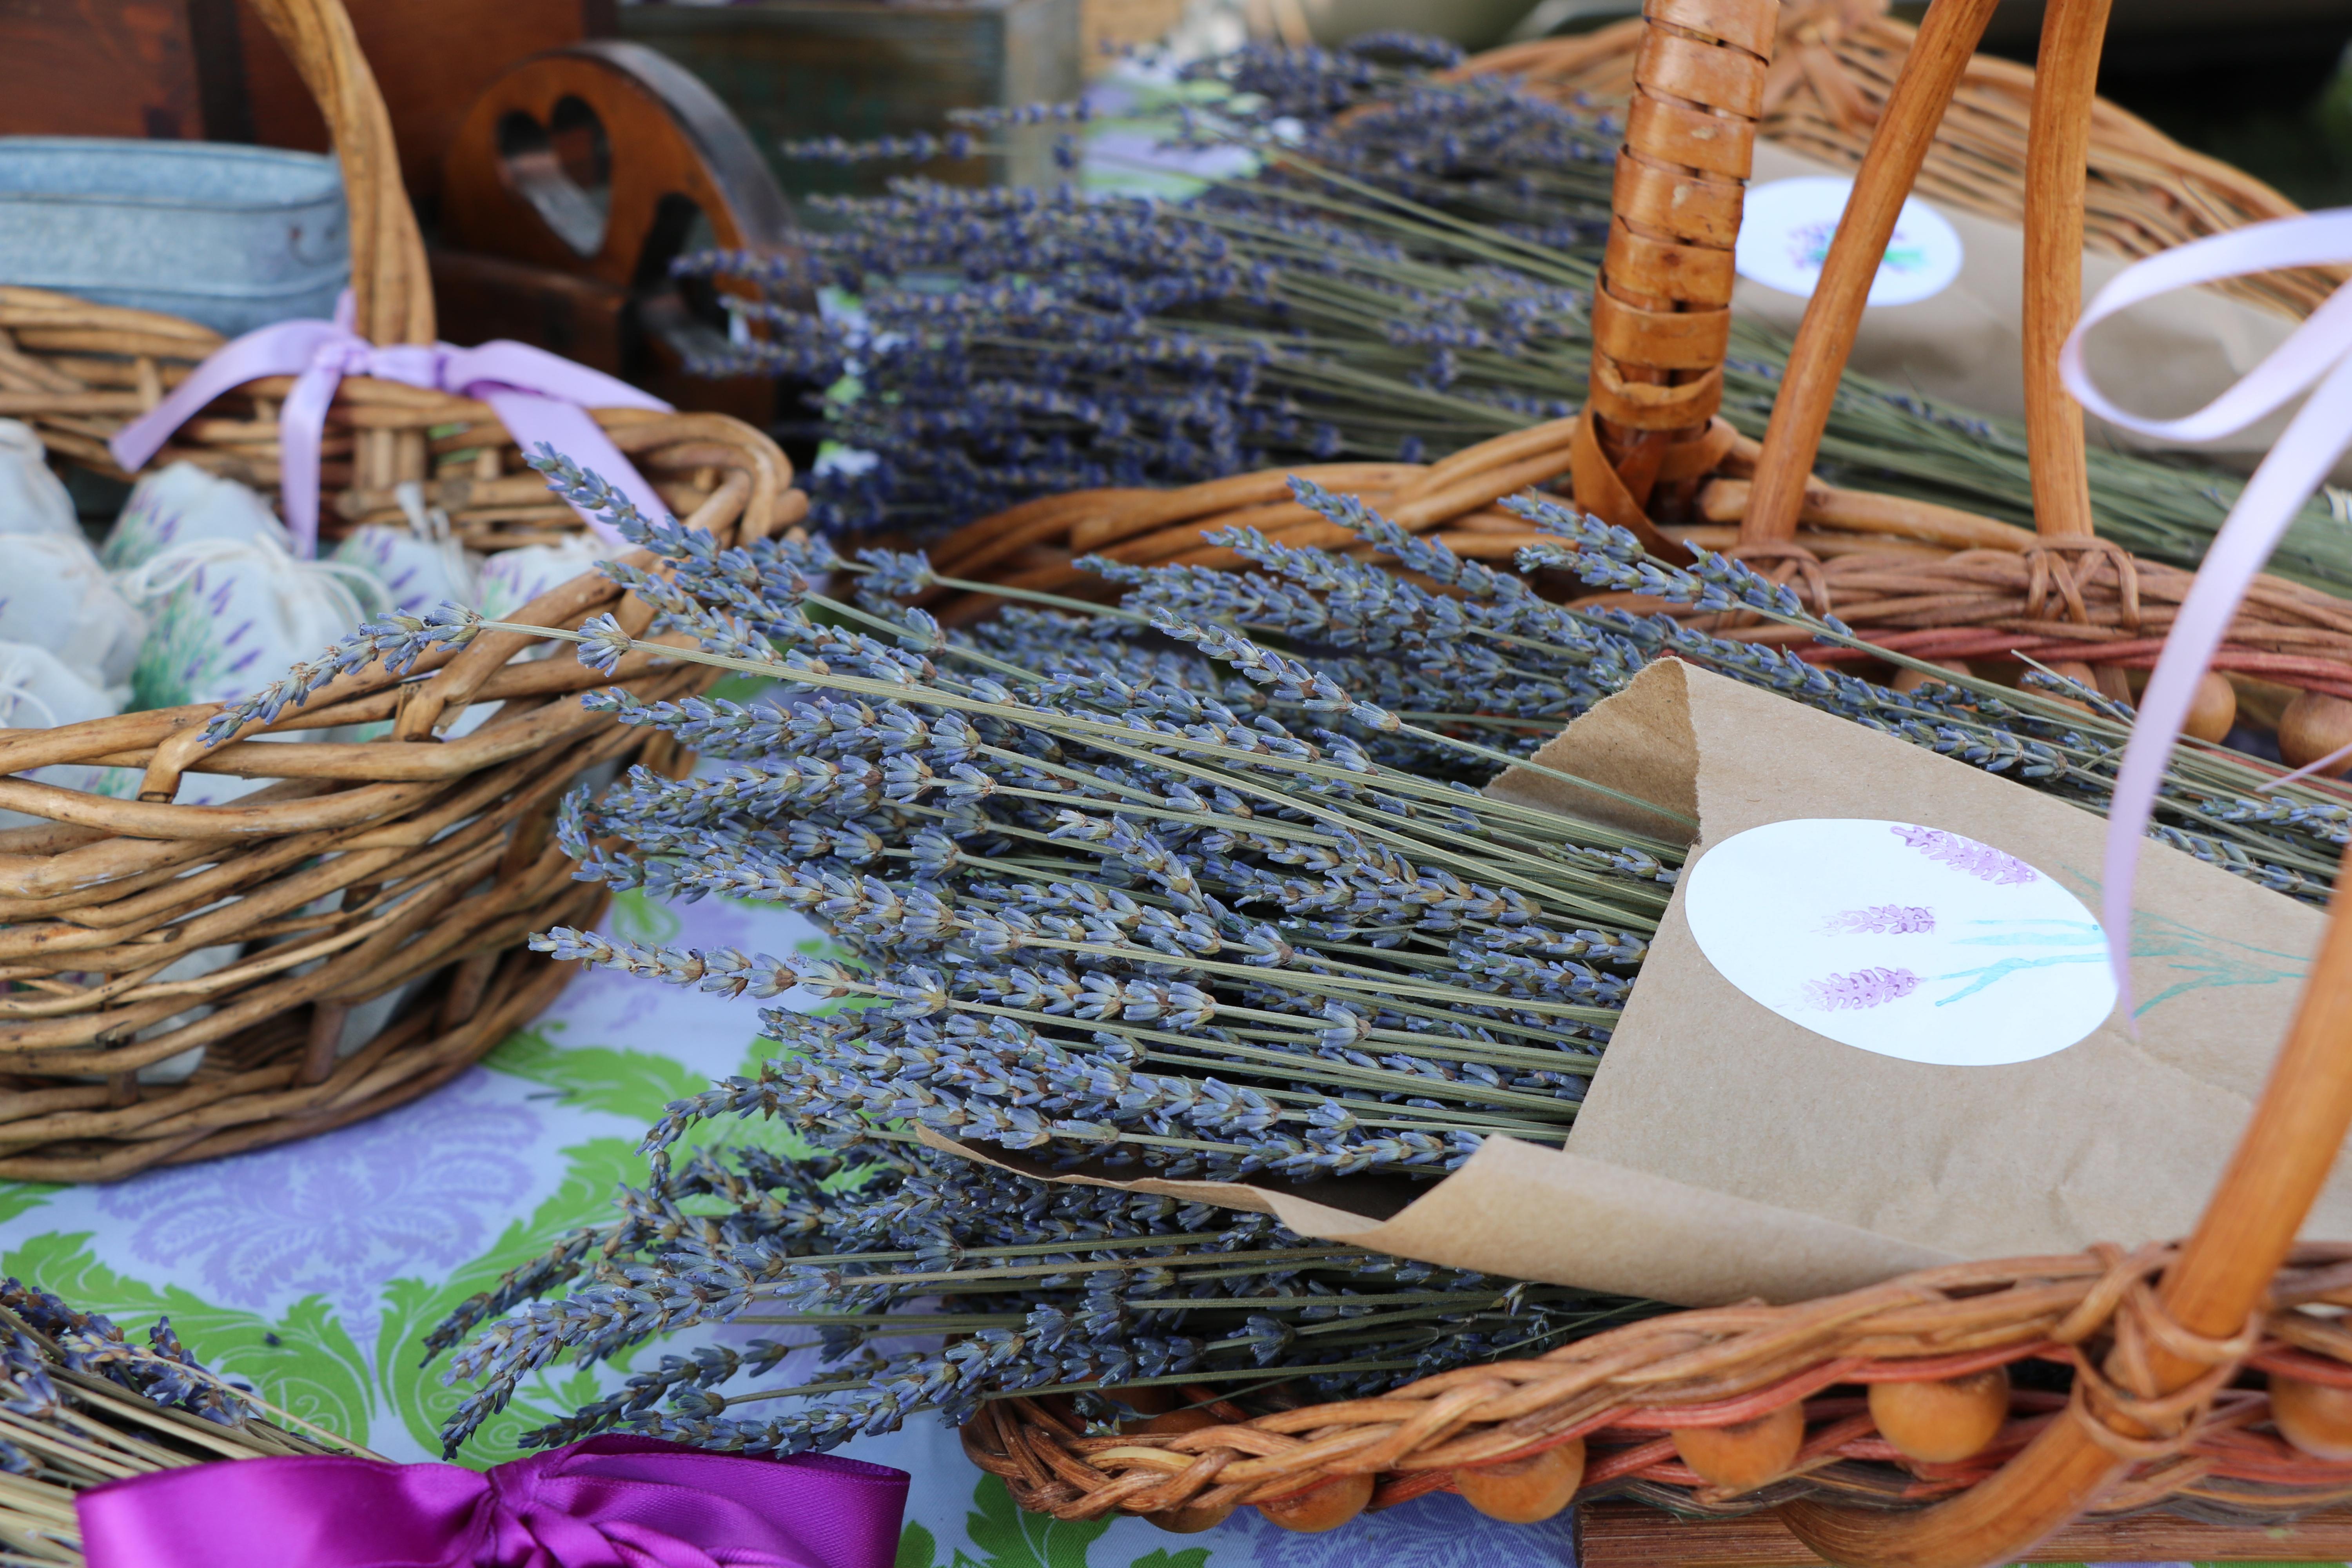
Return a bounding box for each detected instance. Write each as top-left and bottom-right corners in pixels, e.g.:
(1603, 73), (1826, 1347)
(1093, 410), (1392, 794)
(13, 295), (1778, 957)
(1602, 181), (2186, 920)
(2249, 1344), (2352, 1389)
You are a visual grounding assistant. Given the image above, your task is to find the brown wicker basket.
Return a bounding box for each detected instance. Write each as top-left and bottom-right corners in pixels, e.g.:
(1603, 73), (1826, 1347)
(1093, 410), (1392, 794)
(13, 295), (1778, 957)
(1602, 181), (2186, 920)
(920, 419), (2352, 706)
(927, 0), (2352, 743)
(0, 0), (803, 1181)
(944, 4), (2352, 1556)
(969, 1224), (2352, 1551)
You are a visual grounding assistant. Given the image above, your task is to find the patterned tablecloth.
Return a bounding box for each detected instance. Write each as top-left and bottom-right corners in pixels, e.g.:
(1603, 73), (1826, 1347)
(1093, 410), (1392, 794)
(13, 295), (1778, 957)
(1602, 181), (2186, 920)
(0, 878), (1581, 1568)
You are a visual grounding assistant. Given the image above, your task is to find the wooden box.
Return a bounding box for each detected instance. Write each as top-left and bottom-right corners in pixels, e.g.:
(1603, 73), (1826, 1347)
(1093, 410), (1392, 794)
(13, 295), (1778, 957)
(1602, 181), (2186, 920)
(619, 0), (1082, 201)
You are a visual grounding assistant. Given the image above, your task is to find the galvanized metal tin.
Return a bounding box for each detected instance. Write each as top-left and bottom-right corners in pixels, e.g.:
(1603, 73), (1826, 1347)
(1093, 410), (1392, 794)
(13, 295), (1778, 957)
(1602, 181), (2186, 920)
(0, 138), (348, 337)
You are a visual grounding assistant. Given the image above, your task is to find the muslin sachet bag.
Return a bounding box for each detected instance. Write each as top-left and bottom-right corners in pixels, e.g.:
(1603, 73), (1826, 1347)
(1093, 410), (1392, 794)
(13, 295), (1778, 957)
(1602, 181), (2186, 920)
(330, 482), (481, 616)
(0, 533), (145, 704)
(0, 641), (136, 830)
(115, 532), (387, 806)
(0, 419), (79, 539)
(477, 532), (612, 629)
(0, 424), (146, 702)
(329, 484), (502, 739)
(101, 461), (289, 573)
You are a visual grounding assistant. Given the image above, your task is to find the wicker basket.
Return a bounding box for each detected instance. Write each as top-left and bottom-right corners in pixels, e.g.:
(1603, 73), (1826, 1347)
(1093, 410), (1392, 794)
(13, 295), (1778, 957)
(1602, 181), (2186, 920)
(0, 0), (803, 1181)
(920, 417), (2352, 703)
(969, 1225), (2352, 1550)
(925, 0), (2352, 737)
(947, 5), (2352, 1554)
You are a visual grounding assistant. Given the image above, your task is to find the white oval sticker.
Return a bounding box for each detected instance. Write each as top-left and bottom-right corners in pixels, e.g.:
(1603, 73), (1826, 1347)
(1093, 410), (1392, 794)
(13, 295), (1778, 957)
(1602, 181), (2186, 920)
(1733, 176), (1965, 307)
(1682, 818), (2116, 1066)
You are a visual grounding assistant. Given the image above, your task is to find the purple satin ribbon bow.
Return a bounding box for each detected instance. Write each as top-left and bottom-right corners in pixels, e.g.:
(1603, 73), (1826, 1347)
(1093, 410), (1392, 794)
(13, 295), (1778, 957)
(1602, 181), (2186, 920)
(108, 292), (675, 558)
(75, 1436), (910, 1568)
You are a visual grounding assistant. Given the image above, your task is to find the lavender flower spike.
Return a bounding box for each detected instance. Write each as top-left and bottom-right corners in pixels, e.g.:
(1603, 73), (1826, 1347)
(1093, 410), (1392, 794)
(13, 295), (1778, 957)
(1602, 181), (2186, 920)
(200, 603), (482, 745)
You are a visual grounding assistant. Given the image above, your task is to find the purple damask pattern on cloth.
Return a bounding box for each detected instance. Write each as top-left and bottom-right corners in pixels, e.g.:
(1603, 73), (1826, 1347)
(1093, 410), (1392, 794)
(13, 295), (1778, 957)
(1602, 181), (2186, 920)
(1890, 825), (2038, 886)
(1802, 967), (1921, 1011)
(93, 1069), (541, 1335)
(1821, 904), (1935, 935)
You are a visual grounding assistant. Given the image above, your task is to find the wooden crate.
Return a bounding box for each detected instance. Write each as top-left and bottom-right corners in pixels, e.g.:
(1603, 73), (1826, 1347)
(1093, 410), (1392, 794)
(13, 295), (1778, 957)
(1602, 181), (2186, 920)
(619, 0), (1082, 200)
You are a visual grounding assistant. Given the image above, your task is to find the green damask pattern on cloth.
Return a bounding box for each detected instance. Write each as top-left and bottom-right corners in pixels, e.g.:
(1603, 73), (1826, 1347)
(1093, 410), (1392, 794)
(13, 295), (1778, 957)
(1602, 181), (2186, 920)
(0, 881), (1570, 1568)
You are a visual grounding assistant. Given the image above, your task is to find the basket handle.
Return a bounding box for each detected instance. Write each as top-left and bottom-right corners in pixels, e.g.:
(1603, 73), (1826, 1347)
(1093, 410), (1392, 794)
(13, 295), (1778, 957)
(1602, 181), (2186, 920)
(238, 0), (434, 348)
(1571, 0), (1775, 554)
(1739, 0), (2113, 554)
(1777, 889), (2352, 1566)
(1737, 0), (2001, 545)
(2017, 0), (2112, 541)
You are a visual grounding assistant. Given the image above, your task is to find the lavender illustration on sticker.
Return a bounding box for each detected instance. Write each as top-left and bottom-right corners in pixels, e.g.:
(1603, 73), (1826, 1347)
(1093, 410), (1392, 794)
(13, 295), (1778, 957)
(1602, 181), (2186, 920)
(1821, 904), (1935, 935)
(1801, 967), (1922, 1011)
(1891, 825), (2038, 886)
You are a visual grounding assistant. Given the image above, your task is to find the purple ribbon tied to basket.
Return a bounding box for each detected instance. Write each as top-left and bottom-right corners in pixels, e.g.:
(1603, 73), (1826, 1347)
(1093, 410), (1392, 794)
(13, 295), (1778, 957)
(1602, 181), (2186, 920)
(75, 1435), (910, 1568)
(108, 291), (675, 558)
(2060, 209), (2352, 1013)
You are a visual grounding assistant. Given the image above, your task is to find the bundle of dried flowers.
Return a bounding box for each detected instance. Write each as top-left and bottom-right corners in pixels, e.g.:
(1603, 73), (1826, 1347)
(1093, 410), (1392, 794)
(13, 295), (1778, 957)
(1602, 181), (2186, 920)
(210, 455), (2331, 1462)
(0, 1281), (368, 1566)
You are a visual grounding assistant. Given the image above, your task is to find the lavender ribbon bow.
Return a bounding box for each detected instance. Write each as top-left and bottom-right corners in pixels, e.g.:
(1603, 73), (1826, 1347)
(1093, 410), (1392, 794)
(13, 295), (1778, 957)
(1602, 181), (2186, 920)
(2058, 210), (2352, 1013)
(76, 1436), (909, 1568)
(109, 293), (675, 557)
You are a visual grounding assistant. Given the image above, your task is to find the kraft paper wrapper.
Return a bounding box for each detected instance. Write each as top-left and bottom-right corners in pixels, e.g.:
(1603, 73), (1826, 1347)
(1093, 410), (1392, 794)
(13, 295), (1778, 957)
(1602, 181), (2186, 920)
(933, 661), (2334, 1307)
(1735, 142), (2348, 484)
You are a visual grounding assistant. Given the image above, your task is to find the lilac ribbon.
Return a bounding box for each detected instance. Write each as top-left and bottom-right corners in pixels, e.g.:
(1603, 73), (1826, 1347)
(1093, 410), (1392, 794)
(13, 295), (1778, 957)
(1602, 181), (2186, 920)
(109, 293), (675, 558)
(2058, 209), (2352, 1012)
(76, 1435), (909, 1568)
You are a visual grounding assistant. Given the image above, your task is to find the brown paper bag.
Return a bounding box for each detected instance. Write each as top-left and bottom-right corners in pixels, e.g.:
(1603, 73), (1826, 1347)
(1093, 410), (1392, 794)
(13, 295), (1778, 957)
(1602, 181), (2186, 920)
(1734, 141), (2352, 485)
(932, 660), (2336, 1307)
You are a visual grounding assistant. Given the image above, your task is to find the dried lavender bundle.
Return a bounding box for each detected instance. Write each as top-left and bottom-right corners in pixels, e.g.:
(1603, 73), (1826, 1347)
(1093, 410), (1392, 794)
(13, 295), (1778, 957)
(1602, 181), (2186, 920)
(225, 458), (2339, 1196)
(679, 34), (2352, 589)
(323, 457), (2344, 1462)
(428, 1142), (1654, 1458)
(526, 508), (1688, 1187)
(0, 1282), (368, 1565)
(1105, 484), (2348, 902)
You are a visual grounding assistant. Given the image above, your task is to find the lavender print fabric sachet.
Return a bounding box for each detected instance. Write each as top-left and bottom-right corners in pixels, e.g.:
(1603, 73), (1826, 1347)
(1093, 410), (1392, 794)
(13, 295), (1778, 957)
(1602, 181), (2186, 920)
(106, 488), (389, 804)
